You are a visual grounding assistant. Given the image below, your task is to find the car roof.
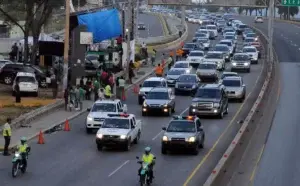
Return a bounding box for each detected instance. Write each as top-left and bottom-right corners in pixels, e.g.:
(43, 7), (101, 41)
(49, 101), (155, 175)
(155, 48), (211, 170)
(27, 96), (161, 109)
(16, 72), (35, 77)
(190, 50), (204, 53)
(215, 44), (229, 47)
(149, 87), (169, 92)
(145, 77), (166, 82)
(223, 72), (238, 75)
(223, 76), (242, 81)
(207, 51), (223, 54)
(201, 83), (224, 89)
(243, 46), (256, 49)
(200, 62), (216, 65)
(94, 99), (121, 104)
(220, 39), (232, 43)
(175, 60), (189, 64)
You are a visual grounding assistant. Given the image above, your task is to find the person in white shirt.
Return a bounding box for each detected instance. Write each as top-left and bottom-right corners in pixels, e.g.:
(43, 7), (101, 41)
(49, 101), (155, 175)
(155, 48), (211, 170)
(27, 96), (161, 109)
(98, 88), (104, 100)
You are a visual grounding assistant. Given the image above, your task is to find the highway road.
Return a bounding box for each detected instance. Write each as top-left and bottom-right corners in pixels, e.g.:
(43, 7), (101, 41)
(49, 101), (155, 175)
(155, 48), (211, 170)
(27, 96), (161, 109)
(238, 17), (300, 186)
(138, 13), (164, 38)
(0, 22), (265, 186)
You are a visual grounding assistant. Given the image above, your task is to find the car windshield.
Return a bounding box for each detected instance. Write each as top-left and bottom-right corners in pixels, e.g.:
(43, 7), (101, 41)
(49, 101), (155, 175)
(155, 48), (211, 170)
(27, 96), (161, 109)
(215, 46), (229, 52)
(167, 121), (196, 133)
(220, 42), (232, 46)
(206, 53), (223, 59)
(189, 52), (204, 57)
(168, 70), (185, 75)
(174, 63), (189, 68)
(142, 81), (162, 87)
(195, 33), (206, 37)
(245, 38), (255, 42)
(197, 38), (208, 43)
(233, 55), (249, 61)
(257, 16), (263, 19)
(243, 48), (256, 53)
(198, 63), (216, 69)
(239, 25), (247, 29)
(146, 92), (169, 100)
(195, 88), (221, 98)
(199, 30), (208, 34)
(246, 33), (256, 37)
(16, 76), (35, 83)
(91, 103), (116, 112)
(184, 44), (194, 48)
(178, 75), (197, 82)
(222, 80), (241, 87)
(102, 118), (129, 129)
(225, 32), (235, 36)
(224, 36), (234, 40)
(207, 26), (216, 29)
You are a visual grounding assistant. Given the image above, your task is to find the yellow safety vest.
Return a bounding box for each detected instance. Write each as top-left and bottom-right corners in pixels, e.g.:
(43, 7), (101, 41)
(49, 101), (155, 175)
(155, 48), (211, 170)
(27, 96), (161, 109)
(18, 144), (28, 153)
(142, 153), (154, 164)
(104, 85), (111, 96)
(2, 123), (11, 137)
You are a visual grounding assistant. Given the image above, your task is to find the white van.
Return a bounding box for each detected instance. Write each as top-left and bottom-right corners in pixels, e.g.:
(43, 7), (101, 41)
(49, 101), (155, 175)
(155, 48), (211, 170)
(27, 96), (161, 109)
(206, 25), (218, 38)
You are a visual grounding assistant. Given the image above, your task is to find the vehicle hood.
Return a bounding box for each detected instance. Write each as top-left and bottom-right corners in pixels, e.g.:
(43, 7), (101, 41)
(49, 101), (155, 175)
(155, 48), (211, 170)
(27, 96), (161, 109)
(232, 60), (250, 63)
(204, 58), (222, 63)
(192, 98), (220, 103)
(197, 69), (217, 74)
(187, 57), (204, 61)
(140, 87), (153, 93)
(167, 75), (180, 80)
(88, 112), (116, 118)
(225, 86), (243, 92)
(145, 99), (169, 106)
(97, 128), (129, 136)
(176, 82), (196, 88)
(164, 132), (195, 139)
(245, 52), (258, 57)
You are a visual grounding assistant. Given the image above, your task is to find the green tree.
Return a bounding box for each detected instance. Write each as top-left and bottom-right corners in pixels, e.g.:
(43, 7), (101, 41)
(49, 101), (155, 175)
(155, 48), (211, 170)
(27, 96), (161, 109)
(0, 0), (63, 63)
(278, 6), (299, 19)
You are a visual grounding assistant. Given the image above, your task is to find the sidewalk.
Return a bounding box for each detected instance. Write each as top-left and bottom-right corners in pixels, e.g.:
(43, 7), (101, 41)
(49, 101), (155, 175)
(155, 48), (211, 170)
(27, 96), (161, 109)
(0, 59), (160, 151)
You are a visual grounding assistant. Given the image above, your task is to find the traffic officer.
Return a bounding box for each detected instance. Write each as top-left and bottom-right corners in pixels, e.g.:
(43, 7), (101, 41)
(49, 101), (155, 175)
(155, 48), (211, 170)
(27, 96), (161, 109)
(155, 64), (163, 77)
(140, 147), (156, 183)
(176, 48), (184, 61)
(2, 118), (12, 156)
(104, 84), (112, 99)
(17, 137), (31, 168)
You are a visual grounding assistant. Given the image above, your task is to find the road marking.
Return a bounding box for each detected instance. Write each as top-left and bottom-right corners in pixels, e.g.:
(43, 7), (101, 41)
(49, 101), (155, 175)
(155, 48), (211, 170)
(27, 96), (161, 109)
(152, 107), (189, 141)
(108, 160), (130, 177)
(249, 145), (265, 181)
(183, 46), (266, 186)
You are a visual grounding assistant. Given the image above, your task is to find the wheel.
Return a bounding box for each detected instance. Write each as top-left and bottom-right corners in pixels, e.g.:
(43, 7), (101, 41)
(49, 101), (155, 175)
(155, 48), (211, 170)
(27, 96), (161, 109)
(134, 131), (141, 144)
(218, 110), (224, 119)
(172, 105), (175, 113)
(199, 137), (205, 149)
(166, 108), (172, 116)
(138, 97), (143, 105)
(124, 140), (131, 151)
(174, 90), (179, 95)
(86, 128), (92, 134)
(21, 163), (27, 173)
(192, 146), (199, 155)
(239, 94), (246, 102)
(247, 68), (251, 73)
(12, 162), (19, 178)
(224, 106), (229, 114)
(142, 111), (147, 116)
(161, 146), (167, 154)
(4, 76), (13, 85)
(33, 92), (38, 97)
(97, 144), (103, 151)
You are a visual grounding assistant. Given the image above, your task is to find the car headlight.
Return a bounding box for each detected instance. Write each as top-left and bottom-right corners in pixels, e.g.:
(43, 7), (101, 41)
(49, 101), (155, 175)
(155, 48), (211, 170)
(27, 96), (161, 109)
(97, 134), (103, 139)
(87, 116), (93, 121)
(186, 137), (196, 142)
(162, 136), (168, 141)
(191, 102), (197, 107)
(15, 153), (20, 157)
(200, 20), (203, 24)
(143, 101), (147, 107)
(120, 135), (127, 139)
(163, 104), (168, 107)
(186, 69), (190, 73)
(232, 62), (237, 66)
(213, 103), (220, 108)
(192, 85), (196, 89)
(244, 63), (249, 66)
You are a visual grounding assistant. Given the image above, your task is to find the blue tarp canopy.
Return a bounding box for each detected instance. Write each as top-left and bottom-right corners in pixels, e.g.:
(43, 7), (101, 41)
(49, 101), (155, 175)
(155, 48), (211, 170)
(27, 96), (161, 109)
(77, 9), (122, 43)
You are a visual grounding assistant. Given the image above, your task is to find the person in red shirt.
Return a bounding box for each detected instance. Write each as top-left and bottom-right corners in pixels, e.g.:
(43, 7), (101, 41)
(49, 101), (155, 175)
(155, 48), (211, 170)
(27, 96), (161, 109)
(116, 35), (122, 45)
(101, 70), (108, 86)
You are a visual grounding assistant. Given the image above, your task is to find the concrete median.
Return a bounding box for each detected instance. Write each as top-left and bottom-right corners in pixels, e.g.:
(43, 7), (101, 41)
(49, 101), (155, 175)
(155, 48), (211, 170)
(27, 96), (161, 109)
(203, 25), (276, 186)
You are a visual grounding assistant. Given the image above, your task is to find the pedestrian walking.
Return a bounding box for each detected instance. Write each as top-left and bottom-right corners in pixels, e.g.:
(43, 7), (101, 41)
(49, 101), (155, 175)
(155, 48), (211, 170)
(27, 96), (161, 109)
(151, 49), (157, 66)
(2, 118), (12, 156)
(117, 76), (125, 99)
(93, 78), (100, 101)
(14, 79), (21, 103)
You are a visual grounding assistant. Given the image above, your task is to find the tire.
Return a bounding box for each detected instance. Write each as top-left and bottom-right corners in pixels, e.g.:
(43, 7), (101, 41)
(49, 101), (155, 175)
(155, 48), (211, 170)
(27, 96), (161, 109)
(33, 92), (38, 97)
(199, 136), (205, 149)
(174, 90), (179, 95)
(166, 108), (172, 116)
(161, 146), (167, 154)
(124, 139), (131, 151)
(239, 94), (246, 102)
(142, 111), (147, 116)
(224, 106), (229, 114)
(4, 76), (13, 85)
(97, 144), (103, 151)
(218, 110), (224, 119)
(21, 163), (27, 173)
(86, 128), (92, 134)
(192, 146), (199, 155)
(12, 162), (19, 178)
(247, 68), (251, 73)
(134, 131), (141, 144)
(138, 98), (143, 105)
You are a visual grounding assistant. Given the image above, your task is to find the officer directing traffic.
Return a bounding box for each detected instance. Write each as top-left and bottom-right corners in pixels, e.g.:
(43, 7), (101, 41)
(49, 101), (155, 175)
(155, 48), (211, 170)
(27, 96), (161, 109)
(2, 118), (12, 156)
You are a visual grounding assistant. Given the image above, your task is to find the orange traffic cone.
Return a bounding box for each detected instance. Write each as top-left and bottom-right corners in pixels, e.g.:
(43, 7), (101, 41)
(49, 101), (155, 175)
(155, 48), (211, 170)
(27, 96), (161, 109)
(64, 119), (71, 131)
(121, 89), (126, 101)
(37, 131), (45, 144)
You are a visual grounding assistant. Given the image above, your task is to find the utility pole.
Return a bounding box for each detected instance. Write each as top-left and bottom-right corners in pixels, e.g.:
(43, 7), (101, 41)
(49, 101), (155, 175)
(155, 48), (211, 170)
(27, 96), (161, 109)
(125, 0), (132, 81)
(63, 0), (71, 91)
(267, 0), (274, 63)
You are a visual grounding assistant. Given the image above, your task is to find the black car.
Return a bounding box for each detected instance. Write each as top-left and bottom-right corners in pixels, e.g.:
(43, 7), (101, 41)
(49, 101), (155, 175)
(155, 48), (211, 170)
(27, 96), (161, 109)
(0, 63), (47, 87)
(174, 74), (200, 95)
(189, 84), (228, 119)
(182, 43), (201, 57)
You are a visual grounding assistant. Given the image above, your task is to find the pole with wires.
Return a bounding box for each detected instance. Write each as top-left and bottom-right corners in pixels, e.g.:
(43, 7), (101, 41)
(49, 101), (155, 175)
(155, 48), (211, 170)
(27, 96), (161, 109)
(62, 0), (71, 91)
(267, 0), (274, 63)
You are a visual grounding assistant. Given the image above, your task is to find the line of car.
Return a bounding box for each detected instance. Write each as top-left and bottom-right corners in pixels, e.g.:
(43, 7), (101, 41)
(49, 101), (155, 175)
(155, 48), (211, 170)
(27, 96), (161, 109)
(83, 14), (263, 155)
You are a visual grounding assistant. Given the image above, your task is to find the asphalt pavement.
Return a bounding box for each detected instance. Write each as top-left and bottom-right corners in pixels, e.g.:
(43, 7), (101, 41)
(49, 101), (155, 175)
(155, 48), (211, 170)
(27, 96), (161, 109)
(137, 13), (164, 38)
(0, 22), (265, 186)
(238, 17), (300, 186)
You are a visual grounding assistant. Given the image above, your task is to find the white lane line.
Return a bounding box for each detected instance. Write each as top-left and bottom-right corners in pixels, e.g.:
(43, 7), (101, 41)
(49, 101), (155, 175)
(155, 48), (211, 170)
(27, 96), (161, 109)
(108, 160), (130, 177)
(151, 107), (189, 141)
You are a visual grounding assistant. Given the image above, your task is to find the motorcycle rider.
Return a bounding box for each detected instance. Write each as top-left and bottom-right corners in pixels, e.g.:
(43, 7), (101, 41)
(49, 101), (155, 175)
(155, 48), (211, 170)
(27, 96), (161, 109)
(138, 147), (155, 182)
(17, 137), (30, 168)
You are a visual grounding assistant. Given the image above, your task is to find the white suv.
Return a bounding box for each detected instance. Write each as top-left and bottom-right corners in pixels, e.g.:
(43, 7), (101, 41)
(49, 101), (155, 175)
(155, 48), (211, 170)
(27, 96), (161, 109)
(86, 99), (128, 133)
(138, 77), (168, 104)
(12, 72), (39, 97)
(254, 16), (263, 23)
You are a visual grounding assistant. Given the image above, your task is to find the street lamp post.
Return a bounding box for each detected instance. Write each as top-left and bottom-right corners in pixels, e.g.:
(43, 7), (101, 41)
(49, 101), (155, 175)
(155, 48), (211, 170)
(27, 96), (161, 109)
(267, 0), (274, 63)
(62, 0), (71, 91)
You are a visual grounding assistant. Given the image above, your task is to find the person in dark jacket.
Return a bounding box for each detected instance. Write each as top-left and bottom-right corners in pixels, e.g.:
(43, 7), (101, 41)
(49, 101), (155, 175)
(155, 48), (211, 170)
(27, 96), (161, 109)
(14, 79), (21, 103)
(64, 88), (69, 111)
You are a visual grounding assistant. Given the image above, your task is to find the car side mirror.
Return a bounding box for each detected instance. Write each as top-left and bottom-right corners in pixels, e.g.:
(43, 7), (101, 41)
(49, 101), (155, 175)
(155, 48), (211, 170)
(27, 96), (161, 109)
(87, 108), (91, 111)
(162, 127), (166, 130)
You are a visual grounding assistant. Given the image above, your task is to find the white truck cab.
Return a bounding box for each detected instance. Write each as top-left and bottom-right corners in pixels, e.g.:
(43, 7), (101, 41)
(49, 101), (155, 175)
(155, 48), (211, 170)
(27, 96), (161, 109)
(96, 114), (142, 151)
(86, 99), (128, 133)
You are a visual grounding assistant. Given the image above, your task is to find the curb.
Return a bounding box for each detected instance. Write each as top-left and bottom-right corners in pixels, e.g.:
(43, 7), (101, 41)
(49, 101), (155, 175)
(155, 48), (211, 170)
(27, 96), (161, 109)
(158, 14), (169, 36)
(203, 26), (274, 186)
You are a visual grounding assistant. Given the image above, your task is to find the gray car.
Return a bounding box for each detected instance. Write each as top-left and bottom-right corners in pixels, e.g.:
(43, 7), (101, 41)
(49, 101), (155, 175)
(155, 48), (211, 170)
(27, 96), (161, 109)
(213, 44), (231, 62)
(142, 87), (175, 116)
(221, 76), (246, 102)
(196, 62), (219, 82)
(230, 53), (251, 73)
(166, 69), (186, 87)
(161, 115), (205, 155)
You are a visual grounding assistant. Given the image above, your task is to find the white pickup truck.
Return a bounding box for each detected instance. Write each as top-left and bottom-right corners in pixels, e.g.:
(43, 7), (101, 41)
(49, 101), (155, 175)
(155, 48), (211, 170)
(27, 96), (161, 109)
(95, 114), (142, 151)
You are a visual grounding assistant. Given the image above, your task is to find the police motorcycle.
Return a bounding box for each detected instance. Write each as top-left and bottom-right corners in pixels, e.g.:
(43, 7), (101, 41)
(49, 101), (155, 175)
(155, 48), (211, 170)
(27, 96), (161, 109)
(11, 147), (30, 178)
(136, 156), (156, 186)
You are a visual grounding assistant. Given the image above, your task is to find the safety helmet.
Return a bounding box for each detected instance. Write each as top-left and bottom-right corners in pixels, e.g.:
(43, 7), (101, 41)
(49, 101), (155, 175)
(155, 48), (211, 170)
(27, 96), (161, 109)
(145, 147), (151, 153)
(20, 137), (27, 143)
